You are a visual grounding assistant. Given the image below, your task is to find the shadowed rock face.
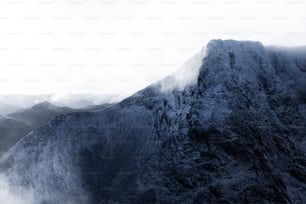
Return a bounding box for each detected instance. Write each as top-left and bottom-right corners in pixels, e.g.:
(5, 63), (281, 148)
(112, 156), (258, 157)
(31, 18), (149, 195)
(1, 40), (306, 204)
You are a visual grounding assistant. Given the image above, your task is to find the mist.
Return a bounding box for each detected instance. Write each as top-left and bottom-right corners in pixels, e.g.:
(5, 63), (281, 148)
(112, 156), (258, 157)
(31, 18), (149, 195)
(159, 48), (206, 92)
(0, 94), (122, 115)
(0, 174), (34, 204)
(0, 0), (305, 98)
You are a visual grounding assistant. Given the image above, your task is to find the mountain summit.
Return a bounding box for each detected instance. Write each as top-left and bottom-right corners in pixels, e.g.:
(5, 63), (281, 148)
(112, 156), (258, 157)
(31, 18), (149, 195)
(1, 40), (306, 203)
(7, 101), (77, 127)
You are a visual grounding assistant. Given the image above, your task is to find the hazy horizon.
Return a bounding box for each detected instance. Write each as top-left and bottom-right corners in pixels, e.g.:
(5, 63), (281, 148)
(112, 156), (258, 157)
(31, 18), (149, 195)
(0, 39), (305, 113)
(0, 0), (306, 110)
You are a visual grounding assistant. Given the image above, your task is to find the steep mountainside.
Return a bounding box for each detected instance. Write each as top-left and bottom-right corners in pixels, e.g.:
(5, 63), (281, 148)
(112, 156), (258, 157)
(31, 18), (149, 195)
(1, 40), (306, 204)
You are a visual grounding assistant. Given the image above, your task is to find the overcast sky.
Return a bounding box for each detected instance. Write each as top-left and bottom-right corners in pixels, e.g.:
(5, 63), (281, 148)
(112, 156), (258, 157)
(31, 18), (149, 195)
(0, 0), (305, 98)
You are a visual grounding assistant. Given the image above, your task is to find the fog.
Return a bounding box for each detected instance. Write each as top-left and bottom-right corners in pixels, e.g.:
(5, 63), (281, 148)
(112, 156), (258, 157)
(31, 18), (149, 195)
(0, 94), (122, 115)
(0, 0), (305, 203)
(159, 48), (205, 92)
(0, 174), (34, 204)
(0, 0), (305, 99)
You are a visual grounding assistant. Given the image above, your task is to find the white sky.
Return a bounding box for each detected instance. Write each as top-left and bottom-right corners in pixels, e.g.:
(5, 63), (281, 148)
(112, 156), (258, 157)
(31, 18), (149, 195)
(0, 0), (305, 97)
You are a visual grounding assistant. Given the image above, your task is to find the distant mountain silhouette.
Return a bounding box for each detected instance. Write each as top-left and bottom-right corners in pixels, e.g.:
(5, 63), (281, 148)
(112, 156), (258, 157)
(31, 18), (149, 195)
(0, 102), (111, 158)
(7, 101), (78, 128)
(0, 116), (32, 157)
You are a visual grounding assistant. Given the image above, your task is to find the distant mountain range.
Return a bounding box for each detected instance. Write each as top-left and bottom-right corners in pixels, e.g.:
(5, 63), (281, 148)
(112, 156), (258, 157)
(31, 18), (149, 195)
(0, 102), (111, 157)
(7, 101), (78, 128)
(0, 116), (32, 156)
(0, 40), (306, 203)
(0, 94), (120, 115)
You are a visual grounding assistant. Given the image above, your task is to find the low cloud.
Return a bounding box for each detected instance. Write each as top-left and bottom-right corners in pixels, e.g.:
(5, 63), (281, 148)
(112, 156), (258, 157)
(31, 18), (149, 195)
(159, 49), (206, 92)
(0, 94), (122, 115)
(49, 93), (123, 108)
(0, 174), (34, 204)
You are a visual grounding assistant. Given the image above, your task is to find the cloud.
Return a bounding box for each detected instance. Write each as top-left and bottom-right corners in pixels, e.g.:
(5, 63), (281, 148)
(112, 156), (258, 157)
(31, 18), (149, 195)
(0, 174), (34, 204)
(159, 48), (206, 92)
(49, 93), (122, 108)
(0, 93), (122, 115)
(0, 0), (305, 97)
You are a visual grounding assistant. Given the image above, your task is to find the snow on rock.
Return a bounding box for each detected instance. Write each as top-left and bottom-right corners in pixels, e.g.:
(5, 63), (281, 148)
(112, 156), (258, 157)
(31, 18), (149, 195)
(0, 39), (306, 203)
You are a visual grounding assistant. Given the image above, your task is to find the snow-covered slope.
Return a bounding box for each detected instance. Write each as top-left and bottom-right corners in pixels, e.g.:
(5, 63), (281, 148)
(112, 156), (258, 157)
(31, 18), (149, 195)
(1, 39), (306, 203)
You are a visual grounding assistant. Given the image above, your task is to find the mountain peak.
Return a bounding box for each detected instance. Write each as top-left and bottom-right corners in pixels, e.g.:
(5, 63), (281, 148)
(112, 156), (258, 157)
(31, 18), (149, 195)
(204, 39), (266, 69)
(207, 39), (263, 48)
(31, 101), (59, 110)
(156, 40), (267, 93)
(195, 39), (273, 91)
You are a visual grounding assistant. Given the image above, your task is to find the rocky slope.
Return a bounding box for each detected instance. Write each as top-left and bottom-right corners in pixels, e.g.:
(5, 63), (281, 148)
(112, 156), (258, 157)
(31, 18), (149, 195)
(1, 39), (306, 204)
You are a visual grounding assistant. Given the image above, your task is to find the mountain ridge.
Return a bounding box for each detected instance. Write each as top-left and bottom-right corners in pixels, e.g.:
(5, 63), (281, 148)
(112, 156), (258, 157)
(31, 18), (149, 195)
(1, 39), (306, 204)
(7, 101), (77, 127)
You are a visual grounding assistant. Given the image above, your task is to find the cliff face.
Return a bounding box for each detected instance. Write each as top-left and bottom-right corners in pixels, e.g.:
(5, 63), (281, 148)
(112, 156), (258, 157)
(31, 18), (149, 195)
(1, 40), (306, 204)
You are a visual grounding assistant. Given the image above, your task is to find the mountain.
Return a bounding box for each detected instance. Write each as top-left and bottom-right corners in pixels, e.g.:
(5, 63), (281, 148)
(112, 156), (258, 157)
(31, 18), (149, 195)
(0, 116), (32, 157)
(0, 102), (109, 159)
(1, 40), (306, 203)
(0, 95), (52, 115)
(0, 102), (76, 158)
(7, 101), (78, 128)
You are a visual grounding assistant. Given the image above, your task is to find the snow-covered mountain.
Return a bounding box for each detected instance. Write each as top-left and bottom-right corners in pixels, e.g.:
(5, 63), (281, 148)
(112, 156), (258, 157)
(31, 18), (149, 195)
(1, 39), (306, 203)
